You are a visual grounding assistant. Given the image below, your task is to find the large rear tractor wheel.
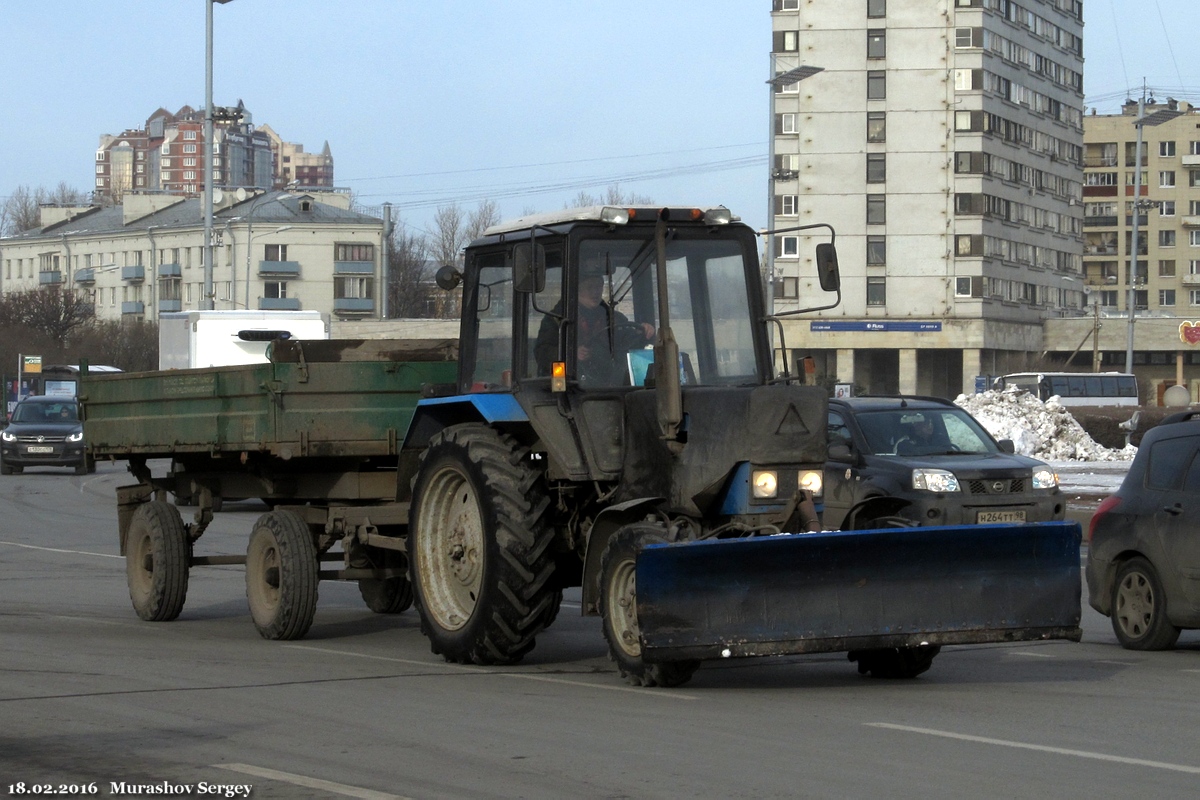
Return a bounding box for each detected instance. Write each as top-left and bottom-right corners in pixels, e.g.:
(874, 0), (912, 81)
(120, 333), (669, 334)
(848, 645), (941, 679)
(599, 524), (701, 688)
(126, 501), (190, 622)
(1112, 557), (1181, 650)
(408, 424), (557, 665)
(246, 510), (319, 640)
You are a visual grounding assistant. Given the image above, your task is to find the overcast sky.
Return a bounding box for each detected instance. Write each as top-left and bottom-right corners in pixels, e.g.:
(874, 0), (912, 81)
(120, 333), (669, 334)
(1, 1), (1196, 237)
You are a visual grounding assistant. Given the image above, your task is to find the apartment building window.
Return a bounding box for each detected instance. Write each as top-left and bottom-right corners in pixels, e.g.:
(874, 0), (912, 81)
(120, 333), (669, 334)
(866, 194), (886, 224)
(867, 71), (886, 100)
(775, 276), (799, 299)
(1160, 259), (1176, 277)
(776, 113), (799, 134)
(1191, 170), (1200, 187)
(773, 30), (798, 52)
(1086, 172), (1117, 186)
(775, 154), (801, 174)
(1125, 171), (1148, 186)
(1160, 141), (1176, 157)
(867, 30), (886, 59)
(776, 0), (800, 9)
(1160, 171), (1176, 188)
(955, 234), (983, 256)
(183, 171), (196, 181)
(1160, 230), (1176, 248)
(1191, 200), (1200, 215)
(954, 152), (985, 174)
(777, 235), (799, 258)
(160, 278), (181, 302)
(184, 158), (196, 167)
(1191, 231), (1200, 247)
(866, 153), (886, 183)
(954, 193), (983, 215)
(1100, 291), (1117, 307)
(183, 144), (197, 154)
(1191, 290), (1200, 307)
(1160, 289), (1176, 307)
(776, 195), (799, 216)
(954, 110), (984, 132)
(1160, 200), (1176, 216)
(95, 165), (104, 174)
(265, 244), (288, 261)
(866, 277), (887, 306)
(162, 158), (171, 168)
(866, 236), (886, 265)
(184, 130), (197, 140)
(867, 111), (886, 142)
(335, 276), (374, 300)
(867, 0), (885, 17)
(954, 69), (980, 91)
(1134, 290), (1148, 309)
(1191, 260), (1200, 275)
(335, 243), (375, 261)
(265, 282), (289, 300)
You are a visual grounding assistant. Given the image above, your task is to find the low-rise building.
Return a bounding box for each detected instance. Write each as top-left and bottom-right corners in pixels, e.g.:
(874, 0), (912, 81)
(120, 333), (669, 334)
(0, 190), (384, 322)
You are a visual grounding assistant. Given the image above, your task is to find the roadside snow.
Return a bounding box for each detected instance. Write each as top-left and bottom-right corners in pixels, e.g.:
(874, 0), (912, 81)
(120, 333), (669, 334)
(955, 389), (1136, 462)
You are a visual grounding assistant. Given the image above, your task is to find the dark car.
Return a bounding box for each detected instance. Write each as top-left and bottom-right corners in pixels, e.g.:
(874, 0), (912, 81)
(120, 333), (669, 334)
(0, 396), (92, 475)
(1086, 410), (1200, 650)
(823, 396), (1064, 529)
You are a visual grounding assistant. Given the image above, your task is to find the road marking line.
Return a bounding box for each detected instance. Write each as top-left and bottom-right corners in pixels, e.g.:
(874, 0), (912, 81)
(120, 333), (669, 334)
(1183, 669), (1200, 674)
(1097, 660), (1139, 666)
(1007, 651), (1056, 658)
(286, 644), (697, 700)
(214, 763), (408, 800)
(0, 540), (121, 559)
(866, 723), (1200, 775)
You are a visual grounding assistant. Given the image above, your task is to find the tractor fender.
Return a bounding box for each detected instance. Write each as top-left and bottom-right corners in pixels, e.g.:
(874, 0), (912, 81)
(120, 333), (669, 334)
(580, 496), (664, 615)
(403, 394), (530, 451)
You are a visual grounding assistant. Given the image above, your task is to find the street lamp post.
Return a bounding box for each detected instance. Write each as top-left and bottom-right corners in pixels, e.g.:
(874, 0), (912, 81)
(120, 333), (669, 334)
(765, 59), (824, 364)
(204, 0), (235, 312)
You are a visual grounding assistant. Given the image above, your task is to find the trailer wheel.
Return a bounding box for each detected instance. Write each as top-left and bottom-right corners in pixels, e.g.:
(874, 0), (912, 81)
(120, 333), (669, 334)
(599, 525), (701, 688)
(1112, 558), (1180, 650)
(126, 501), (190, 622)
(848, 645), (941, 679)
(359, 577), (414, 614)
(246, 510), (319, 640)
(409, 424), (557, 665)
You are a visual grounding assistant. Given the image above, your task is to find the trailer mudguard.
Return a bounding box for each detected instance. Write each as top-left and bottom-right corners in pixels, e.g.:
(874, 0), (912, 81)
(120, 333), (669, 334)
(635, 521), (1082, 662)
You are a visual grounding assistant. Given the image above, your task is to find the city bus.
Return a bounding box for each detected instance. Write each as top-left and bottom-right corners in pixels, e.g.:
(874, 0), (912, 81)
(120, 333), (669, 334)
(992, 372), (1138, 407)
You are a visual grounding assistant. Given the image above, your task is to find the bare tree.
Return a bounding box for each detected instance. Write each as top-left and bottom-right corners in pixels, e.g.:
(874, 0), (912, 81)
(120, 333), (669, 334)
(569, 183), (653, 208)
(387, 225), (434, 318)
(465, 199), (501, 242)
(1, 185), (43, 236)
(0, 287), (95, 345)
(430, 203), (468, 267)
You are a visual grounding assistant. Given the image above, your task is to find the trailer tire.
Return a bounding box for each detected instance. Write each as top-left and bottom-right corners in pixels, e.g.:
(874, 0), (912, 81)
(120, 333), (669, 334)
(359, 577), (414, 614)
(126, 501), (190, 622)
(409, 424), (557, 666)
(246, 510), (319, 641)
(848, 645), (940, 679)
(1112, 557), (1181, 650)
(599, 525), (701, 688)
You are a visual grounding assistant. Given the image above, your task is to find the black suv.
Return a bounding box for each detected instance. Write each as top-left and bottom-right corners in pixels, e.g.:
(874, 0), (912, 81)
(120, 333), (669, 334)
(1086, 410), (1200, 650)
(824, 396), (1064, 529)
(0, 396), (92, 475)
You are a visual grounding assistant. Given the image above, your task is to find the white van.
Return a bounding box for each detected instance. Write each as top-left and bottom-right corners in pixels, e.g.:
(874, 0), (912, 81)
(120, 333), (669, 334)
(992, 372), (1138, 407)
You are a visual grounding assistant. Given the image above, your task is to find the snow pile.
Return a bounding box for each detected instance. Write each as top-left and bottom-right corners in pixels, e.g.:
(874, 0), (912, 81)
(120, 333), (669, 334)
(955, 390), (1136, 462)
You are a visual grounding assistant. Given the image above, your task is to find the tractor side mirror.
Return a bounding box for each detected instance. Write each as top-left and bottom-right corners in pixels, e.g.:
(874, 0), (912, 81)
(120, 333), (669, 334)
(815, 243), (840, 293)
(513, 243), (546, 293)
(435, 265), (462, 290)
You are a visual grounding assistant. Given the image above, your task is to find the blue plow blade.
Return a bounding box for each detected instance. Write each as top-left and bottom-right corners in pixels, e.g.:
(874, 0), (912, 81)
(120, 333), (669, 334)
(635, 521), (1082, 663)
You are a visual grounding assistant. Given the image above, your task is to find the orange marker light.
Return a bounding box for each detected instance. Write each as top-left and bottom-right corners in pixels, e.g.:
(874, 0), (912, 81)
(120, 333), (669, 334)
(551, 361), (567, 392)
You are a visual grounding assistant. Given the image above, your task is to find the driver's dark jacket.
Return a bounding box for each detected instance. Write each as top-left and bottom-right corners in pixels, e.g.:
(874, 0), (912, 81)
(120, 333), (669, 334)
(534, 301), (630, 380)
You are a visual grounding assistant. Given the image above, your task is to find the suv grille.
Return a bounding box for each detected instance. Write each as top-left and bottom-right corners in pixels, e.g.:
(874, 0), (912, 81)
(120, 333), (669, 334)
(967, 478), (1025, 495)
(16, 435), (67, 443)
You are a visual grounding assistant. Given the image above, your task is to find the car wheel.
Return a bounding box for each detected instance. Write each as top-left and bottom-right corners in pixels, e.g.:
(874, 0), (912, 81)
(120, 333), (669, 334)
(1111, 557), (1181, 650)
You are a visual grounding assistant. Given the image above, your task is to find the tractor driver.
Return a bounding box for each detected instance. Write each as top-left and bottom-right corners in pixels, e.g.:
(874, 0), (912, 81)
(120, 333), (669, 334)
(535, 264), (654, 387)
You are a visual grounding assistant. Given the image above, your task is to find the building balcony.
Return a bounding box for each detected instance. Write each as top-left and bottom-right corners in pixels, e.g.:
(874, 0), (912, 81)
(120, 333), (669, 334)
(1183, 274), (1200, 286)
(121, 301), (145, 315)
(159, 299), (182, 313)
(157, 263), (181, 278)
(1124, 215), (1148, 227)
(1083, 216), (1118, 227)
(333, 298), (374, 314)
(1182, 154), (1200, 167)
(75, 268), (95, 284)
(257, 260), (301, 276)
(259, 297), (301, 310)
(122, 265), (145, 282)
(1182, 216), (1200, 228)
(1083, 186), (1118, 197)
(1084, 156), (1118, 167)
(38, 271), (62, 285)
(333, 260), (374, 275)
(1083, 246), (1118, 255)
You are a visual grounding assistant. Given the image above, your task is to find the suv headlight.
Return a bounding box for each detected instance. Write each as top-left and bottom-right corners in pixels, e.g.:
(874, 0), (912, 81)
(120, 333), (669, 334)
(912, 468), (960, 493)
(1, 430), (14, 442)
(1032, 468), (1058, 489)
(67, 431), (84, 443)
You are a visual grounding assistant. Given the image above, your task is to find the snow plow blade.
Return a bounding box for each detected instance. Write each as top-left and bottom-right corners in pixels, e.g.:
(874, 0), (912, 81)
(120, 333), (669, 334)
(635, 521), (1082, 663)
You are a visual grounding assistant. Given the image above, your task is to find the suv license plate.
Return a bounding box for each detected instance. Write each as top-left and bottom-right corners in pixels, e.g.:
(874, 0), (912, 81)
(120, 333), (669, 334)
(977, 510), (1026, 523)
(25, 445), (55, 454)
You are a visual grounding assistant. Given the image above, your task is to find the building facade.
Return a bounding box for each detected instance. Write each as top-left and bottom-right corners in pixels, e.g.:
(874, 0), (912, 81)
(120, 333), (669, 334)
(0, 191), (383, 322)
(95, 104), (332, 202)
(769, 0), (1086, 397)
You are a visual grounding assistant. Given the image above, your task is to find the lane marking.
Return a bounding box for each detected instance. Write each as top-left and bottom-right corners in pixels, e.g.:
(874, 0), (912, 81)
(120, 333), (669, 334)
(214, 763), (408, 800)
(1096, 660), (1139, 666)
(286, 644), (697, 700)
(0, 540), (121, 559)
(866, 723), (1200, 775)
(1007, 651), (1056, 658)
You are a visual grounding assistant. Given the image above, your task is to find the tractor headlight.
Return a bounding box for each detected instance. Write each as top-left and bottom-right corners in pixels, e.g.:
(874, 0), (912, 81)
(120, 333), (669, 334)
(67, 430), (84, 443)
(799, 470), (823, 498)
(1032, 468), (1059, 489)
(752, 470), (779, 498)
(912, 469), (960, 493)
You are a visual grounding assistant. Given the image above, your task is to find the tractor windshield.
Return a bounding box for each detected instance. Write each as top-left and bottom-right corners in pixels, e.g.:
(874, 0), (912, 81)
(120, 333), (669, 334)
(565, 236), (761, 387)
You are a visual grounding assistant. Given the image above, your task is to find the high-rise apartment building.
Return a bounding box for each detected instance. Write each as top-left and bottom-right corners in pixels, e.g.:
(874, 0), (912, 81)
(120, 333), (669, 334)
(94, 103), (332, 202)
(769, 0), (1085, 396)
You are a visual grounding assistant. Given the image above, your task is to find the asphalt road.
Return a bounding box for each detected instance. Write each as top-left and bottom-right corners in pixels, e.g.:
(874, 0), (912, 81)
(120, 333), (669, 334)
(2, 462), (1198, 799)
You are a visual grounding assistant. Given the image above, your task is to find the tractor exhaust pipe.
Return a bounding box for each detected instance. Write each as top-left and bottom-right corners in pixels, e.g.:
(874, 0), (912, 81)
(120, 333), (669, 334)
(653, 211), (683, 452)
